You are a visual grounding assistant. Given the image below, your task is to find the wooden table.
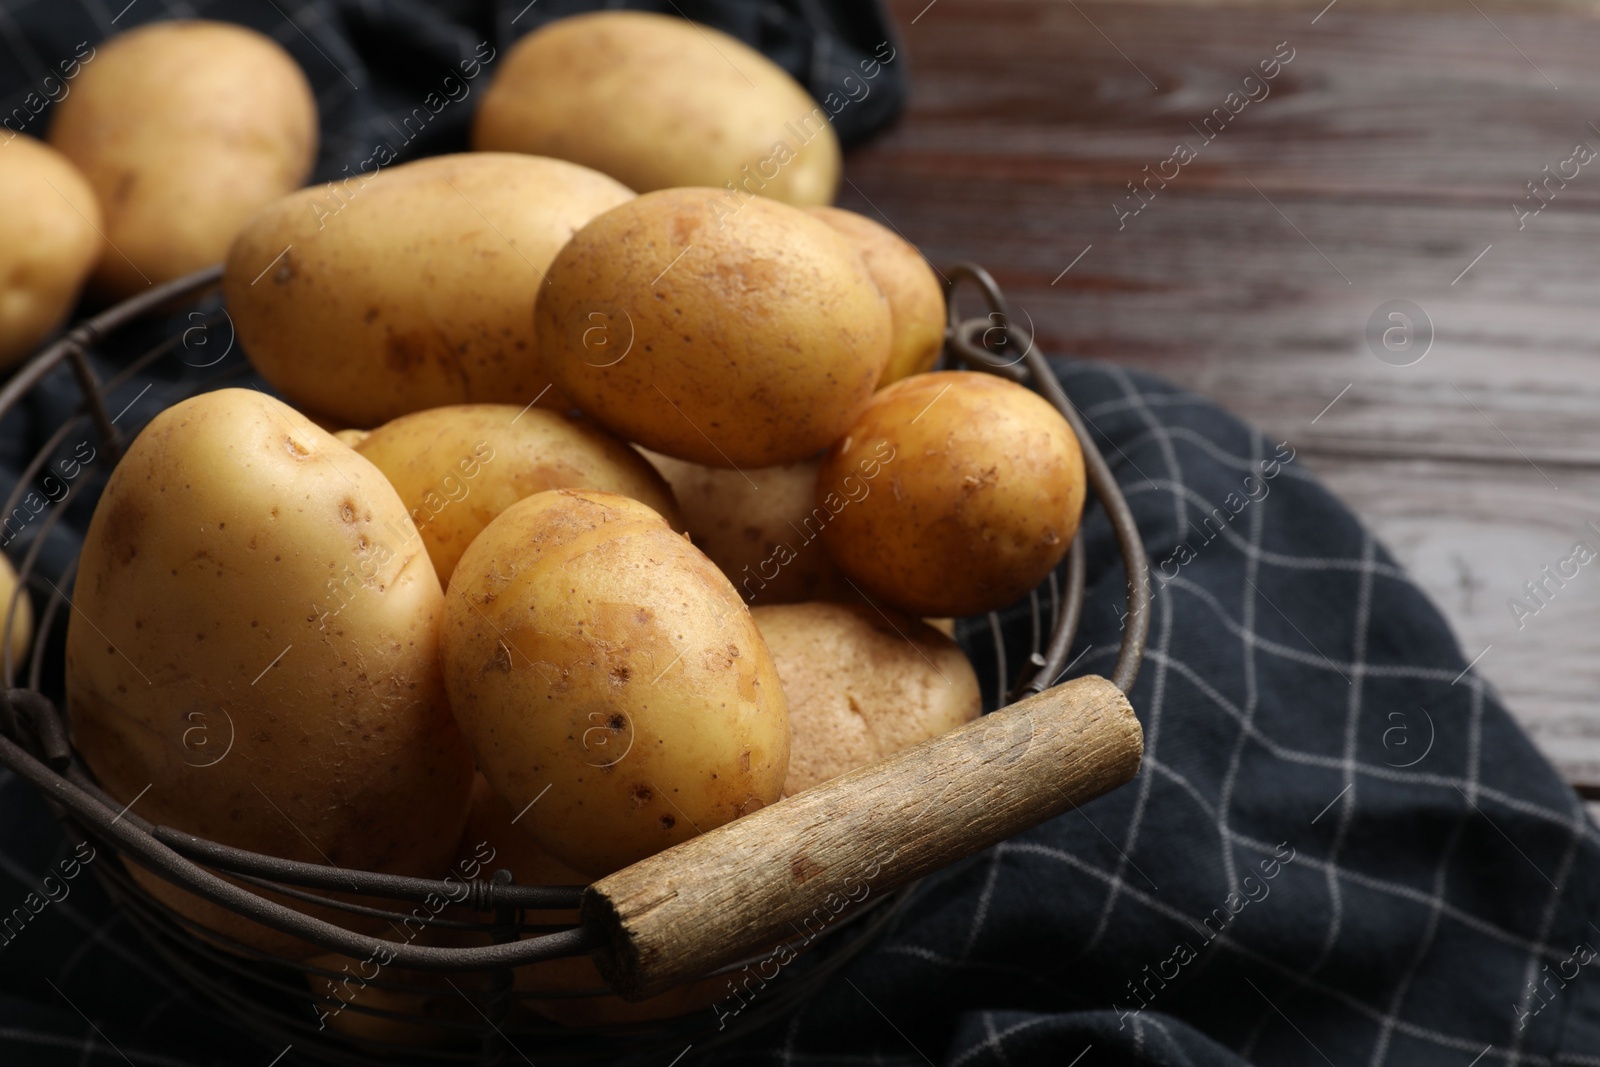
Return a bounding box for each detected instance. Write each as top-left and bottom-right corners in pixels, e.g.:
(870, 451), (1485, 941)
(842, 0), (1600, 786)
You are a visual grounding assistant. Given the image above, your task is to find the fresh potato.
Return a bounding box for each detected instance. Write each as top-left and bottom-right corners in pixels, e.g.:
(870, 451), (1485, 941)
(809, 206), (946, 387)
(441, 489), (789, 877)
(0, 136), (100, 367)
(224, 153), (633, 428)
(817, 372), (1086, 617)
(356, 405), (681, 585)
(48, 21), (316, 297)
(640, 448), (850, 606)
(0, 551), (31, 673)
(537, 189), (891, 468)
(66, 388), (475, 957)
(474, 11), (839, 207)
(332, 428), (369, 448)
(753, 602), (981, 795)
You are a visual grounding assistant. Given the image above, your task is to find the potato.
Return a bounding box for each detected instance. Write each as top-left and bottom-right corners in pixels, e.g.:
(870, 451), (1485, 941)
(474, 11), (839, 207)
(224, 153), (630, 428)
(0, 551), (31, 674)
(441, 489), (788, 877)
(0, 550), (32, 675)
(356, 405), (681, 585)
(809, 207), (946, 387)
(332, 428), (369, 449)
(753, 603), (981, 795)
(66, 388), (474, 957)
(0, 136), (100, 368)
(640, 449), (850, 606)
(537, 189), (891, 468)
(817, 372), (1086, 617)
(48, 21), (316, 298)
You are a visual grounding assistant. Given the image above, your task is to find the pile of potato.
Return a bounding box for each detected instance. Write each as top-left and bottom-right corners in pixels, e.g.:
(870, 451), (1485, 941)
(20, 11), (1089, 1036)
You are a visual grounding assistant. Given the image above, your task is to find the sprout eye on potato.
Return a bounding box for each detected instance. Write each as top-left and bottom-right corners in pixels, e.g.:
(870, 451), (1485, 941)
(440, 489), (789, 878)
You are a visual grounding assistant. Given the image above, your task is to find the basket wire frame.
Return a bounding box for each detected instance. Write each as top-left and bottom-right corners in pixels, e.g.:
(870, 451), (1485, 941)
(0, 262), (1150, 1065)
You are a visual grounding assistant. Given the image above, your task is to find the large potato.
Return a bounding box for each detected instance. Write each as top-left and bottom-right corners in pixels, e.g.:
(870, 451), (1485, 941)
(66, 388), (475, 957)
(817, 372), (1086, 617)
(441, 489), (789, 877)
(809, 206), (946, 387)
(0, 136), (100, 367)
(225, 153), (632, 428)
(640, 449), (848, 606)
(48, 21), (316, 297)
(537, 189), (891, 467)
(474, 11), (839, 206)
(356, 405), (681, 585)
(753, 603), (981, 795)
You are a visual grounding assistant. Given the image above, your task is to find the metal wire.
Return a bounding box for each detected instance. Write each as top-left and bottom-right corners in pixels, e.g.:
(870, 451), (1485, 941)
(0, 261), (1149, 1063)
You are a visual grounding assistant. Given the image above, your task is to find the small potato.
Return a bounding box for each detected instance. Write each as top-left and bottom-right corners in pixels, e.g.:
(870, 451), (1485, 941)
(537, 189), (891, 468)
(48, 21), (317, 297)
(0, 551), (32, 673)
(753, 603), (981, 795)
(818, 372), (1086, 617)
(66, 388), (475, 957)
(356, 405), (681, 585)
(641, 448), (859, 606)
(474, 11), (839, 207)
(441, 489), (789, 877)
(809, 207), (946, 387)
(0, 136), (100, 368)
(225, 153), (633, 428)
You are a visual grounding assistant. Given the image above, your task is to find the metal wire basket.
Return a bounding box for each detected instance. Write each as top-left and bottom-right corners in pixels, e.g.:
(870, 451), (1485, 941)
(0, 261), (1150, 1065)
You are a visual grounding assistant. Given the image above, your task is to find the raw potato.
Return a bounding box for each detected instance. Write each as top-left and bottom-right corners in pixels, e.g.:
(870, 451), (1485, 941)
(65, 388), (475, 957)
(537, 189), (891, 467)
(48, 21), (316, 297)
(224, 153), (633, 428)
(810, 207), (946, 387)
(0, 136), (101, 368)
(818, 371), (1086, 617)
(441, 489), (789, 877)
(0, 551), (32, 673)
(474, 10), (839, 206)
(641, 449), (849, 606)
(753, 602), (981, 795)
(356, 405), (682, 585)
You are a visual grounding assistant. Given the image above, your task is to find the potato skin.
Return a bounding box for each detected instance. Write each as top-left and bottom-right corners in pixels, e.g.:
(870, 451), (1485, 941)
(809, 206), (946, 388)
(48, 21), (316, 297)
(753, 602), (981, 796)
(65, 388), (475, 956)
(0, 136), (100, 368)
(356, 405), (682, 585)
(640, 449), (849, 606)
(441, 489), (789, 877)
(224, 153), (633, 428)
(537, 189), (891, 468)
(0, 551), (32, 673)
(818, 372), (1086, 617)
(474, 10), (839, 207)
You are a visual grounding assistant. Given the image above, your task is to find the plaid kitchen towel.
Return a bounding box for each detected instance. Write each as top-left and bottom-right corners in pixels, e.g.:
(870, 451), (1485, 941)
(4, 2), (1600, 1066)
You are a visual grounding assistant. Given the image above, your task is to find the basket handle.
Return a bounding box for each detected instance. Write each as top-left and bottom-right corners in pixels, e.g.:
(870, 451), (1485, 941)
(582, 673), (1142, 1000)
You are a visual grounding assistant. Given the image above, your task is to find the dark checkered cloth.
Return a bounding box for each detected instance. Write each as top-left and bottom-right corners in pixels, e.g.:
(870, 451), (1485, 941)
(5, 2), (1600, 1065)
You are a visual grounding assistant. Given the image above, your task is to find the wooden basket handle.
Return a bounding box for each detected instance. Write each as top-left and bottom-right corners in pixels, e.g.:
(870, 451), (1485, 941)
(582, 673), (1142, 1000)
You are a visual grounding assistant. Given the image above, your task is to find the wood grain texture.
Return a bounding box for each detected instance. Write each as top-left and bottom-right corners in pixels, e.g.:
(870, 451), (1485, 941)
(849, 0), (1600, 783)
(583, 674), (1141, 999)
